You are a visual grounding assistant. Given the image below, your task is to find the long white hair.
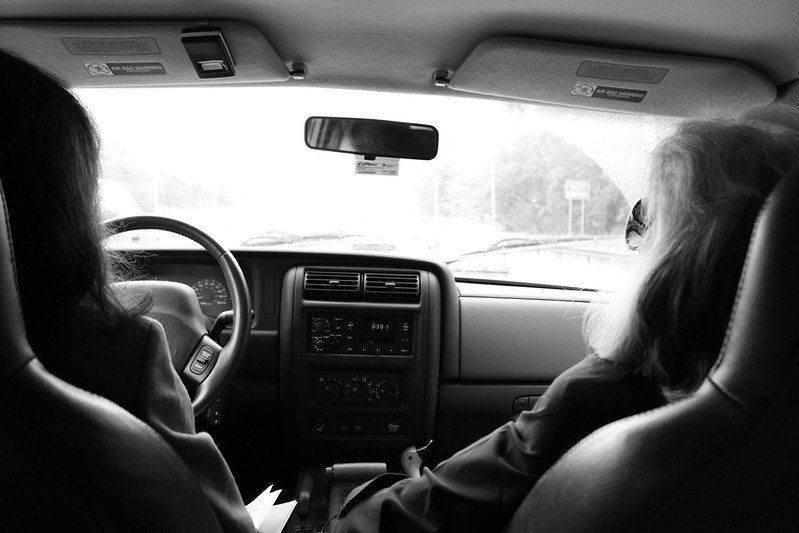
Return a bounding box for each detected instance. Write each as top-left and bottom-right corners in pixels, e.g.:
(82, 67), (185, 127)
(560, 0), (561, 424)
(585, 104), (799, 400)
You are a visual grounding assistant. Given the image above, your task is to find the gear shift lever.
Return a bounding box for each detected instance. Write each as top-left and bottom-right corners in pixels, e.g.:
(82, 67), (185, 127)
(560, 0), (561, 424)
(401, 440), (433, 478)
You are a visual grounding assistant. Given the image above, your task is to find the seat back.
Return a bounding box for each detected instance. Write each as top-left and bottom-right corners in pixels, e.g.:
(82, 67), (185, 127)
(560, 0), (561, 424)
(0, 183), (223, 531)
(507, 166), (799, 531)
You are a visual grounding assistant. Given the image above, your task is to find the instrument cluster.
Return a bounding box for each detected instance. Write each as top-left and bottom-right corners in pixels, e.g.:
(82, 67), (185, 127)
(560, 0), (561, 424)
(143, 264), (231, 317)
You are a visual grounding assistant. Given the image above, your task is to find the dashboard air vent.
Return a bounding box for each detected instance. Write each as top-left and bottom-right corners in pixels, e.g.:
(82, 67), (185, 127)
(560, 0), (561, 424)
(304, 270), (360, 300)
(363, 272), (420, 302)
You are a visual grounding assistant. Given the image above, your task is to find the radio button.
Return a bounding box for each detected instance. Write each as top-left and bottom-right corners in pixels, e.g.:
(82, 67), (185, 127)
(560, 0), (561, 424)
(313, 318), (329, 334)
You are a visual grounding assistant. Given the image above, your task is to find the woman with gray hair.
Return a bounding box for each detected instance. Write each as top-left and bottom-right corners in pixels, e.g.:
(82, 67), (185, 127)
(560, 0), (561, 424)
(333, 104), (799, 532)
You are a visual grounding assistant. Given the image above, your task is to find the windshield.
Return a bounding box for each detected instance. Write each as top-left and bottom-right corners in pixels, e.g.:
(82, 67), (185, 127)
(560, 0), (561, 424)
(79, 87), (678, 291)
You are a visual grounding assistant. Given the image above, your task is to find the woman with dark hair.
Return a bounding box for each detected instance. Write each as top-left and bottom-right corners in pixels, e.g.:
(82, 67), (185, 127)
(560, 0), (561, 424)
(0, 50), (254, 531)
(333, 105), (799, 532)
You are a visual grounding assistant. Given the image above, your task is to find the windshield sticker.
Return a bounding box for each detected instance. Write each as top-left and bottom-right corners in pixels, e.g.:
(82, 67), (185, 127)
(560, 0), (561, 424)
(62, 37), (160, 56)
(355, 156), (400, 176)
(570, 83), (646, 103)
(84, 62), (166, 76)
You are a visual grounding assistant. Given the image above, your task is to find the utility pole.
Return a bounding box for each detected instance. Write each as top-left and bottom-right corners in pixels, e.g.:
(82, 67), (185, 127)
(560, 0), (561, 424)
(490, 157), (496, 225)
(567, 198), (573, 236)
(580, 199), (585, 235)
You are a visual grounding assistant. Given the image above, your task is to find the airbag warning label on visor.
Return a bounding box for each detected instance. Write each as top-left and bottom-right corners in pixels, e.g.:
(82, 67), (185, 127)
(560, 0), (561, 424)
(571, 83), (646, 103)
(84, 62), (166, 76)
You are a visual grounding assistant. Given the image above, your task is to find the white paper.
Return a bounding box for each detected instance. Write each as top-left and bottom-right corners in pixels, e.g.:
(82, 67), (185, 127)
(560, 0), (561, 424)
(245, 484), (274, 515)
(246, 485), (279, 527)
(258, 501), (297, 533)
(246, 485), (297, 533)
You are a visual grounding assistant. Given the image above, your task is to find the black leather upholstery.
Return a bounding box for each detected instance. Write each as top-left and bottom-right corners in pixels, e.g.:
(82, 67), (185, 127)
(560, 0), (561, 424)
(507, 166), (799, 531)
(0, 184), (223, 530)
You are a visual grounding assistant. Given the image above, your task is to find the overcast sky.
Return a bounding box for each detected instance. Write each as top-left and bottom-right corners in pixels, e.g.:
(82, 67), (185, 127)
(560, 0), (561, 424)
(77, 86), (675, 245)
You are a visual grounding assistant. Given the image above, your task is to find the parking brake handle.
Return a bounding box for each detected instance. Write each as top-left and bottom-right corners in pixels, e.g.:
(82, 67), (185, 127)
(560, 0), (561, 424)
(401, 440), (433, 478)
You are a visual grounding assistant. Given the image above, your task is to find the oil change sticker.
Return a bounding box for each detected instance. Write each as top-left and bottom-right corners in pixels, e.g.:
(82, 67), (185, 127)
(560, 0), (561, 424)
(571, 83), (646, 103)
(355, 156), (400, 176)
(84, 62), (166, 76)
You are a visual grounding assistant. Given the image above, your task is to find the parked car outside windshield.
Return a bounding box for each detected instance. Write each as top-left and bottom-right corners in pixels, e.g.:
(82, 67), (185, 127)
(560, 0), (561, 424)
(82, 86), (678, 291)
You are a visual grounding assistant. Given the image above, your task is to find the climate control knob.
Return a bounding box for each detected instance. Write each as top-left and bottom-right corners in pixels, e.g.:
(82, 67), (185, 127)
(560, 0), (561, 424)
(313, 339), (325, 352)
(345, 378), (371, 402)
(375, 380), (400, 401)
(319, 378), (342, 400)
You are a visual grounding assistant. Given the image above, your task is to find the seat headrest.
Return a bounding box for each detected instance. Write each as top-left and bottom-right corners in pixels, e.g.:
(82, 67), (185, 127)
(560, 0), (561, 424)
(709, 162), (799, 411)
(0, 181), (35, 381)
(505, 163), (799, 532)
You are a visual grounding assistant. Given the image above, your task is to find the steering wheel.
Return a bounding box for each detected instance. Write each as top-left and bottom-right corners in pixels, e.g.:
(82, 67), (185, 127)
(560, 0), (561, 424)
(105, 215), (252, 416)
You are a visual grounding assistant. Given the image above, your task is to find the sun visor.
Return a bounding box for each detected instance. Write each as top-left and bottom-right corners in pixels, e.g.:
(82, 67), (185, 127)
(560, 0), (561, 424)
(449, 38), (775, 117)
(0, 21), (290, 87)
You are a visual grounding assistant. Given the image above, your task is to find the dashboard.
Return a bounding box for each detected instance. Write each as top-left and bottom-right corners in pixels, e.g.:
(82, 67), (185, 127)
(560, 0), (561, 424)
(133, 248), (592, 496)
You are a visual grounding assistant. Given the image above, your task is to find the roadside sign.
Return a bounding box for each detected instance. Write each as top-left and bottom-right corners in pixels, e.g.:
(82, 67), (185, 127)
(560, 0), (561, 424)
(564, 180), (591, 200)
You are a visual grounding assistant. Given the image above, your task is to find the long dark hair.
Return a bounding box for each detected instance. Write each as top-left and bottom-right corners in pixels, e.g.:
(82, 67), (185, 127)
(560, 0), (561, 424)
(586, 105), (799, 400)
(0, 50), (135, 348)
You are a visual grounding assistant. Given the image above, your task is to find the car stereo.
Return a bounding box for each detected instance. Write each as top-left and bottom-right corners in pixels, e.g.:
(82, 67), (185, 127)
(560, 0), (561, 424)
(307, 312), (413, 355)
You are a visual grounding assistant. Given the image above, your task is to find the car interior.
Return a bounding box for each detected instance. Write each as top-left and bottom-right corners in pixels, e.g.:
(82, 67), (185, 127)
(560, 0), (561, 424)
(1, 1), (798, 531)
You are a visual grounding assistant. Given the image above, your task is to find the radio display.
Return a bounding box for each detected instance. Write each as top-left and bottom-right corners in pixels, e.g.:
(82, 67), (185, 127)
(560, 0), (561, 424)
(359, 317), (394, 343)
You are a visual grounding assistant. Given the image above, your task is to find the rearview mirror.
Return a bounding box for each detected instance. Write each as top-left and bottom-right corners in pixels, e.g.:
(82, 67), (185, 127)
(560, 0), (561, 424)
(305, 117), (438, 160)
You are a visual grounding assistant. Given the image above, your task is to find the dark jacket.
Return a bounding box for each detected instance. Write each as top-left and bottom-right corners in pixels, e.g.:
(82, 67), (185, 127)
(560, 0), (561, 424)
(334, 355), (664, 532)
(38, 312), (254, 532)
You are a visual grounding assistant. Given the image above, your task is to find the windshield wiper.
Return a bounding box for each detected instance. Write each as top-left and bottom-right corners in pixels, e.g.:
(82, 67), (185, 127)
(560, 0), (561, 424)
(444, 235), (600, 264)
(241, 231), (361, 247)
(454, 276), (598, 292)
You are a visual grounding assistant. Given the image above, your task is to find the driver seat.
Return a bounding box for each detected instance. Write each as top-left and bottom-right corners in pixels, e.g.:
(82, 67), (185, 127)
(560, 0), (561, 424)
(506, 165), (799, 530)
(0, 181), (223, 530)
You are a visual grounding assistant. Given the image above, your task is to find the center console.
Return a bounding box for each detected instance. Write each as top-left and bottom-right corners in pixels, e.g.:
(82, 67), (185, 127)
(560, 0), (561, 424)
(280, 265), (440, 465)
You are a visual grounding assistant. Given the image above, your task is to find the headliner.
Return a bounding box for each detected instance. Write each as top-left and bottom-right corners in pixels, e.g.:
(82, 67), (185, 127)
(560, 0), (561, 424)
(1, 0), (797, 94)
